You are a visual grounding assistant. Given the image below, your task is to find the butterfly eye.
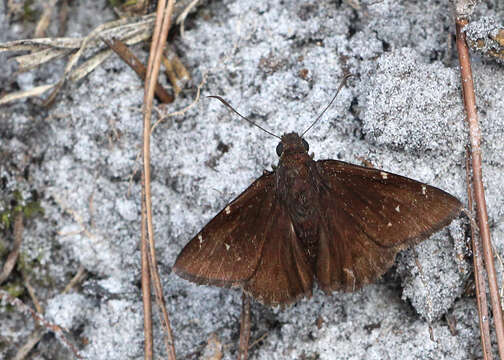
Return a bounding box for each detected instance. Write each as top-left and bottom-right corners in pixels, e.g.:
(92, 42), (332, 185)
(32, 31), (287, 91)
(276, 142), (284, 156)
(302, 138), (309, 152)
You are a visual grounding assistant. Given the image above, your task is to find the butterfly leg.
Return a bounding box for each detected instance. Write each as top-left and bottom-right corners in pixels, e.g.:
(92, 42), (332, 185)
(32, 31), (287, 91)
(237, 292), (251, 360)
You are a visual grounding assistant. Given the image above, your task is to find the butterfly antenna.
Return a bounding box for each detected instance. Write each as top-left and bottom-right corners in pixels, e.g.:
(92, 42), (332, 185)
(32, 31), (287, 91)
(208, 96), (282, 140)
(301, 74), (353, 138)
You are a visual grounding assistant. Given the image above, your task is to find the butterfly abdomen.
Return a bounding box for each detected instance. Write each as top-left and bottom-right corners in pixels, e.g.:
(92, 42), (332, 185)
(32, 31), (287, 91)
(275, 152), (324, 266)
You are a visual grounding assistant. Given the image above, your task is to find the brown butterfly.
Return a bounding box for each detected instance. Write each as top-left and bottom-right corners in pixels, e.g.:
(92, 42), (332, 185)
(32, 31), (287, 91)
(173, 77), (462, 307)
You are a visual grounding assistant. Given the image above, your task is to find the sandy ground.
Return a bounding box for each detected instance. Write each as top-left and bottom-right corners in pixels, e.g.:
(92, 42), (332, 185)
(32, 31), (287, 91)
(1, 0), (504, 359)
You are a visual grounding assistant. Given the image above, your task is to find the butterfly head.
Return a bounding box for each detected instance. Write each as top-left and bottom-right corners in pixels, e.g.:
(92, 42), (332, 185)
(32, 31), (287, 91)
(276, 132), (309, 157)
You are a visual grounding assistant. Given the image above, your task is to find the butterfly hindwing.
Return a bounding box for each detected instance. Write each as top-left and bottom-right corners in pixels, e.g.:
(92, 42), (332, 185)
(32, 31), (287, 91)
(244, 202), (314, 306)
(315, 160), (461, 293)
(174, 172), (276, 286)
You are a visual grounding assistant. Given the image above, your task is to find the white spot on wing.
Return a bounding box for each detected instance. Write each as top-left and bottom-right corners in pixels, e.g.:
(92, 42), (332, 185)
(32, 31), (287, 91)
(225, 243), (230, 251)
(380, 171), (388, 179)
(344, 268), (356, 291)
(225, 206), (231, 215)
(198, 234), (203, 243)
(395, 205), (400, 212)
(422, 185), (427, 195)
(387, 222), (392, 227)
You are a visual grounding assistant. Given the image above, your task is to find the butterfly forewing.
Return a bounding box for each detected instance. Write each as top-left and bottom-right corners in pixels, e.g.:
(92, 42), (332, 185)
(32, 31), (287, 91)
(315, 160), (462, 293)
(174, 173), (276, 286)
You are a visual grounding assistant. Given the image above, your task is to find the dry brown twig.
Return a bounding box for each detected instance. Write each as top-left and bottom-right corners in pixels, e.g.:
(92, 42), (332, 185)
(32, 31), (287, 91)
(248, 332), (269, 350)
(141, 0), (177, 359)
(102, 37), (174, 103)
(0, 0), (202, 106)
(176, 0), (200, 37)
(14, 265), (86, 360)
(140, 180), (154, 359)
(23, 275), (43, 314)
(465, 146), (492, 360)
(0, 14), (156, 105)
(52, 193), (98, 242)
(0, 196), (86, 359)
(34, 0), (58, 38)
(1, 1), (208, 359)
(0, 212), (42, 360)
(14, 329), (44, 360)
(162, 47), (191, 98)
(0, 290), (82, 359)
(15, 275), (44, 360)
(151, 71), (207, 133)
(63, 265), (87, 294)
(455, 3), (504, 358)
(58, 0), (71, 37)
(0, 211), (23, 285)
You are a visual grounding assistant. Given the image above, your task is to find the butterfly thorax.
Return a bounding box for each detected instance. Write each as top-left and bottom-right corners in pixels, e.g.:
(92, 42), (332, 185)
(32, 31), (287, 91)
(275, 133), (324, 263)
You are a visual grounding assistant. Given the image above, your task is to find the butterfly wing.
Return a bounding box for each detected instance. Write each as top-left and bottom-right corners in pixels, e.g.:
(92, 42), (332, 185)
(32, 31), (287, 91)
(244, 202), (314, 306)
(315, 160), (462, 293)
(174, 172), (276, 286)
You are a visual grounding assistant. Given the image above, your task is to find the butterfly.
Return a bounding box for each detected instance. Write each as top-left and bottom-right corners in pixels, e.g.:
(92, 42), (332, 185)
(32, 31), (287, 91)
(173, 77), (462, 306)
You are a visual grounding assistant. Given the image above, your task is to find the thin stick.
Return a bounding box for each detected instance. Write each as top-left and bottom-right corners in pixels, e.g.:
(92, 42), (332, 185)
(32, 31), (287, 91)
(176, 0), (200, 37)
(57, 0), (70, 37)
(168, 49), (191, 82)
(465, 146), (492, 360)
(456, 18), (504, 358)
(23, 276), (43, 315)
(63, 265), (87, 294)
(102, 37), (174, 104)
(12, 255), (89, 359)
(151, 72), (207, 133)
(248, 332), (268, 350)
(34, 0), (57, 38)
(162, 55), (182, 97)
(0, 290), (82, 359)
(141, 177), (153, 360)
(13, 329), (44, 360)
(142, 0), (177, 359)
(0, 211), (23, 284)
(237, 293), (251, 360)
